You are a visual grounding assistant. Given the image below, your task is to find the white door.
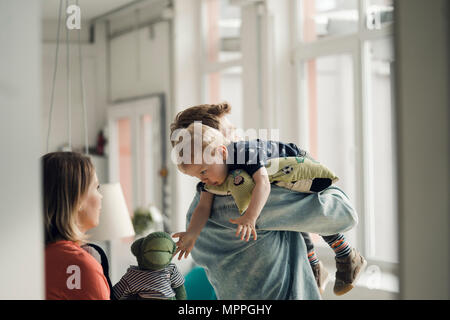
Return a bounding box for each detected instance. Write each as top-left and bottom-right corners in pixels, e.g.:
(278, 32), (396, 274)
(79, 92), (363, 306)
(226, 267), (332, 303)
(107, 95), (165, 218)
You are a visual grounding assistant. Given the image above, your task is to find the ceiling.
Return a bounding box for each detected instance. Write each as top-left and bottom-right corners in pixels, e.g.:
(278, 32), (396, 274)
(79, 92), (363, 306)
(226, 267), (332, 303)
(41, 0), (138, 20)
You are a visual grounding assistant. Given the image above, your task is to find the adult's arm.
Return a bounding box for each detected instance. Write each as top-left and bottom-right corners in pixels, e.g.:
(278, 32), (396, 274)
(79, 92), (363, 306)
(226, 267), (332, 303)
(185, 185), (357, 300)
(189, 184), (358, 236)
(256, 185), (358, 235)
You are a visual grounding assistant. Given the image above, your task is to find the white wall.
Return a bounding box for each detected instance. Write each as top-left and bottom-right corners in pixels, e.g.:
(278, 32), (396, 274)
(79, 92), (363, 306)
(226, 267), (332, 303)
(41, 43), (106, 153)
(0, 0), (44, 299)
(395, 0), (450, 299)
(41, 16), (109, 154)
(109, 22), (171, 102)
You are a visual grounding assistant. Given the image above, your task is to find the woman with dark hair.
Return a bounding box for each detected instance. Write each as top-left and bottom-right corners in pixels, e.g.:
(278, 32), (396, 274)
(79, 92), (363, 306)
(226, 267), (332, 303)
(42, 152), (110, 300)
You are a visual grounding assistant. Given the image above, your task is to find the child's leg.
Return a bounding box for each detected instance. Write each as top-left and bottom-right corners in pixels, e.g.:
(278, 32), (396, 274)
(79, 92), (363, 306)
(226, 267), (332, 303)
(320, 233), (367, 296)
(301, 232), (319, 266)
(302, 232), (329, 295)
(321, 234), (352, 259)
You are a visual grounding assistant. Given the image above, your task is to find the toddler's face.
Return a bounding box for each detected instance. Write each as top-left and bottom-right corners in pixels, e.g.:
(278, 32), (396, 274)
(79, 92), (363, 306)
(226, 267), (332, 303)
(180, 144), (230, 186)
(184, 162), (229, 186)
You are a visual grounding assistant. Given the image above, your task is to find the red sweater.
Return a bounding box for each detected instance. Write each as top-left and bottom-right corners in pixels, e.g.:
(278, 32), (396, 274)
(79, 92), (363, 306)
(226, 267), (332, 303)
(45, 240), (110, 300)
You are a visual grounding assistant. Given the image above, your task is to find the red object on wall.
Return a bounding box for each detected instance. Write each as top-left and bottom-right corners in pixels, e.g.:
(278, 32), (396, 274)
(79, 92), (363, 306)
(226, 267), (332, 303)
(96, 130), (107, 156)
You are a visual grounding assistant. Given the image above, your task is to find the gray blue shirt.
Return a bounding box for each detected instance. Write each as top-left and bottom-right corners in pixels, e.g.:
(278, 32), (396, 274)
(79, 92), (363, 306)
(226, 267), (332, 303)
(186, 185), (358, 300)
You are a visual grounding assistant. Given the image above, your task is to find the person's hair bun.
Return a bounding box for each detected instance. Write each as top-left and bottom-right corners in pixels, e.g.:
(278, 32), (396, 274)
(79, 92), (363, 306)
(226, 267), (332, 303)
(210, 102), (231, 116)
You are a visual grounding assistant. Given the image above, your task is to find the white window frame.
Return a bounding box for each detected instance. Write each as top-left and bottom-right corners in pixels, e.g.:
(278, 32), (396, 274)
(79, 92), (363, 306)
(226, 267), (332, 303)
(197, 0), (398, 273)
(199, 0), (245, 103)
(290, 0), (397, 272)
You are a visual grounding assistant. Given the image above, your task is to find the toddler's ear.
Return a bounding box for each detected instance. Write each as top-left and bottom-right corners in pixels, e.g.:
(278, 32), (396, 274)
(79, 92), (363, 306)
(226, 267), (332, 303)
(216, 145), (228, 161)
(131, 238), (144, 257)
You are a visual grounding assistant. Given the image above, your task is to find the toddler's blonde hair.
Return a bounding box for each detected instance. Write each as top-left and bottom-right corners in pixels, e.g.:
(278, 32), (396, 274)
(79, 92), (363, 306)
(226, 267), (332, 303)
(172, 122), (230, 172)
(170, 102), (231, 147)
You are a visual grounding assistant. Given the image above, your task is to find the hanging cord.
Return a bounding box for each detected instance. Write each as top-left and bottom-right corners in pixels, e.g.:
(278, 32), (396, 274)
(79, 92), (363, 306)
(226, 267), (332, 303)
(66, 0), (72, 151)
(77, 0), (89, 155)
(46, 0), (64, 152)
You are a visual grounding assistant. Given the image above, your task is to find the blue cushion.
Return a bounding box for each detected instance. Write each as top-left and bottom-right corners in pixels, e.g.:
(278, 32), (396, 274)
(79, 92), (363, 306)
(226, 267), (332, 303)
(184, 266), (216, 300)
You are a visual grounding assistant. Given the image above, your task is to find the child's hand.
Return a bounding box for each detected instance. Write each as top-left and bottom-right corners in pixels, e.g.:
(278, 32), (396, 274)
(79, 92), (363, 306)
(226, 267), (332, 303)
(229, 215), (257, 241)
(172, 231), (198, 260)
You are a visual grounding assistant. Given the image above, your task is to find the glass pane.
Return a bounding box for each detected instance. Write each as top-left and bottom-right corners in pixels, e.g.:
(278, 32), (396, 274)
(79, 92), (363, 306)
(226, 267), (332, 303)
(301, 54), (358, 247)
(204, 0), (242, 63)
(139, 114), (155, 208)
(299, 0), (358, 42)
(117, 117), (133, 215)
(367, 38), (398, 262)
(366, 0), (394, 30)
(204, 66), (243, 131)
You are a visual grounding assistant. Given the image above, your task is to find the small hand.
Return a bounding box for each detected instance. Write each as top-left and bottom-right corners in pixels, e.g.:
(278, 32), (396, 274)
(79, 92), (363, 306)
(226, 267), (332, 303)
(229, 215), (257, 241)
(172, 231), (198, 260)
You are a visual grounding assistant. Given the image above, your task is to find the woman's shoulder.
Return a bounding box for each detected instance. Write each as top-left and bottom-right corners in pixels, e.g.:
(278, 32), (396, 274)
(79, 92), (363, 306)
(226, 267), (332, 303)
(46, 240), (101, 269)
(46, 240), (85, 255)
(45, 240), (110, 300)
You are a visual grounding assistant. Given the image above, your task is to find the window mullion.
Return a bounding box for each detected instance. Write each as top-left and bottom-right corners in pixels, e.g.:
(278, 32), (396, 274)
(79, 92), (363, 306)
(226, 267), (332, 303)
(359, 0), (394, 40)
(348, 35), (367, 259)
(359, 0), (368, 34)
(359, 0), (394, 264)
(295, 34), (358, 60)
(131, 108), (140, 211)
(360, 24), (394, 41)
(360, 39), (377, 260)
(202, 58), (243, 74)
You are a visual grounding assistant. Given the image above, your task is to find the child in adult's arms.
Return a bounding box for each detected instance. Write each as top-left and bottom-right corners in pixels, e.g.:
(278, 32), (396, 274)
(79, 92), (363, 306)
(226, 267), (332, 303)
(170, 103), (367, 296)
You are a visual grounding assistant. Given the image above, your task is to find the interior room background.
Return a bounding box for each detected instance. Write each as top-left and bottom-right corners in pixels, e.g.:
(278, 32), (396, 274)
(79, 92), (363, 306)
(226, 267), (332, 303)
(0, 0), (448, 300)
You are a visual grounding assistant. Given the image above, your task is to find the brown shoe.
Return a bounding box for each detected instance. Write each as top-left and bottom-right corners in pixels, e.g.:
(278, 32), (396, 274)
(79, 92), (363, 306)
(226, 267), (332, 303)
(311, 261), (330, 295)
(333, 248), (367, 296)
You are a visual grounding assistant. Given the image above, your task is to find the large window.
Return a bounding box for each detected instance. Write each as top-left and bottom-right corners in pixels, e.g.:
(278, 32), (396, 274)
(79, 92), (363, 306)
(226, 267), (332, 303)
(204, 0), (242, 63)
(295, 0), (397, 270)
(201, 0), (243, 121)
(116, 118), (133, 214)
(300, 54), (358, 246)
(298, 0), (359, 42)
(203, 66), (244, 129)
